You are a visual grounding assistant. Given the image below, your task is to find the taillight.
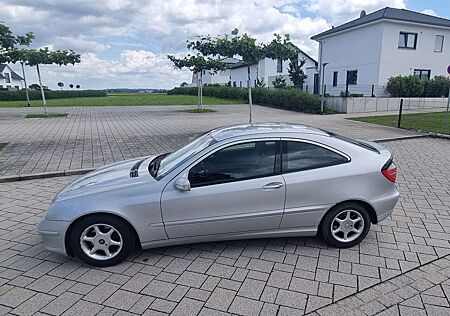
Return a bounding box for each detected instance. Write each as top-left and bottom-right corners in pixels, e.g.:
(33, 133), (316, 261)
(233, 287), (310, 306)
(382, 161), (397, 183)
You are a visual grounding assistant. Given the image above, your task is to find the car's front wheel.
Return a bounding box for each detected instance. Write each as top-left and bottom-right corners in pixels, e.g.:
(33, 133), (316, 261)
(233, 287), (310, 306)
(69, 215), (135, 267)
(321, 202), (371, 248)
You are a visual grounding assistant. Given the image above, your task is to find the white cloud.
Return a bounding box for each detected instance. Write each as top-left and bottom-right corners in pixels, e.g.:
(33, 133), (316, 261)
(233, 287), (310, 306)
(421, 9), (437, 17)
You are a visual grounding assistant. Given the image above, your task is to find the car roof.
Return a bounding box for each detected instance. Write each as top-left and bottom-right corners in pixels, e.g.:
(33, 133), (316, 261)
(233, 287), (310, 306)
(209, 123), (330, 141)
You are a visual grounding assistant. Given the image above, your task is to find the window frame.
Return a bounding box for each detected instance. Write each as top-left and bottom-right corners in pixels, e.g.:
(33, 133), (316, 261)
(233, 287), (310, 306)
(414, 69), (431, 81)
(434, 35), (444, 53)
(277, 58), (283, 73)
(398, 32), (418, 49)
(187, 139), (282, 188)
(280, 139), (350, 174)
(4, 73), (10, 83)
(346, 70), (358, 85)
(333, 71), (338, 87)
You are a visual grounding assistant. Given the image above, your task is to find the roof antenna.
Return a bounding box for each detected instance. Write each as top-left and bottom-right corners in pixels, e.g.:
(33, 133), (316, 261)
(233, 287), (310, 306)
(360, 10), (366, 18)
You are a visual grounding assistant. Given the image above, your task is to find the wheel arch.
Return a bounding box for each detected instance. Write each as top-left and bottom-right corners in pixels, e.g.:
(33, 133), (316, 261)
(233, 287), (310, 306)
(64, 212), (141, 257)
(318, 199), (378, 234)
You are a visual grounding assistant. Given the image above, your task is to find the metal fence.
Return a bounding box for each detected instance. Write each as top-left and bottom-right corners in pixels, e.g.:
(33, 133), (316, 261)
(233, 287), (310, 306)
(397, 97), (450, 135)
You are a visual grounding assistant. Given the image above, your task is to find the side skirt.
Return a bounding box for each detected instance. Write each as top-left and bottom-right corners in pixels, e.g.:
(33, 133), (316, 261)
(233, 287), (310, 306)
(141, 227), (318, 250)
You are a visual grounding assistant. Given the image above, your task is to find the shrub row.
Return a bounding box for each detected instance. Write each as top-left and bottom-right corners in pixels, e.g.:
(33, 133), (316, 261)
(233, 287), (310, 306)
(386, 75), (450, 97)
(168, 86), (321, 114)
(0, 90), (107, 101)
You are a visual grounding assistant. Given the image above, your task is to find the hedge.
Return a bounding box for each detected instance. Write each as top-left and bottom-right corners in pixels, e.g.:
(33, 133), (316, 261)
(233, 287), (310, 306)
(168, 86), (321, 114)
(0, 90), (107, 101)
(386, 75), (450, 97)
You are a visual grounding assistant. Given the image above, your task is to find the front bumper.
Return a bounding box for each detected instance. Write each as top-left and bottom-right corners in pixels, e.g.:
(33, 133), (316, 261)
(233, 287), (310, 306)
(371, 187), (400, 223)
(38, 218), (71, 256)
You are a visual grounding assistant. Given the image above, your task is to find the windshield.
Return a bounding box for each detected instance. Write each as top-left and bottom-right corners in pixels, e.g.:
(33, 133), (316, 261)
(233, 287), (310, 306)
(156, 133), (215, 178)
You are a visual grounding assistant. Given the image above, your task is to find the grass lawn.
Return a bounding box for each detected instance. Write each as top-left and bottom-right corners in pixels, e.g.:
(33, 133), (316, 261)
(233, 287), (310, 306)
(0, 93), (241, 107)
(350, 111), (450, 135)
(26, 113), (68, 118)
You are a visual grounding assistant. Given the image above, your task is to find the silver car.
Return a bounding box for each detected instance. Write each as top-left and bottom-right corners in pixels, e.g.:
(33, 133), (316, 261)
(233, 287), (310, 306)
(38, 123), (399, 266)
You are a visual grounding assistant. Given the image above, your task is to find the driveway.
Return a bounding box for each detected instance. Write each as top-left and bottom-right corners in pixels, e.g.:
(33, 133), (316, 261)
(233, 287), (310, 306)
(0, 104), (423, 177)
(0, 137), (448, 315)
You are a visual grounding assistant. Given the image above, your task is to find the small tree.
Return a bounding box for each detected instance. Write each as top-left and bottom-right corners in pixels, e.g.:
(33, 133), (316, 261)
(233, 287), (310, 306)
(288, 58), (307, 89)
(57, 82), (64, 90)
(76, 84), (80, 89)
(168, 54), (226, 110)
(69, 84), (74, 89)
(272, 76), (287, 89)
(255, 78), (266, 88)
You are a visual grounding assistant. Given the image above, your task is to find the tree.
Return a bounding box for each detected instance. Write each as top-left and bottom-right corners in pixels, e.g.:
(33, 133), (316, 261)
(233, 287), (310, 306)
(272, 76), (287, 89)
(69, 84), (74, 89)
(255, 78), (266, 88)
(29, 83), (40, 90)
(76, 84), (80, 89)
(168, 54), (226, 110)
(57, 82), (64, 90)
(0, 22), (34, 106)
(14, 47), (81, 114)
(188, 29), (299, 123)
(288, 58), (307, 88)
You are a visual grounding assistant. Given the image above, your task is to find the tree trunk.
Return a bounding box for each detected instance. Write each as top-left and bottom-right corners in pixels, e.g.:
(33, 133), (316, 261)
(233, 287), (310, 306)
(247, 65), (253, 124)
(196, 72), (200, 110)
(200, 71), (203, 110)
(21, 62), (31, 107)
(36, 64), (47, 115)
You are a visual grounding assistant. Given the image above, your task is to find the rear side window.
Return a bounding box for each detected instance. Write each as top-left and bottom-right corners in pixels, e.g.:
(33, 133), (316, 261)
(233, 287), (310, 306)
(283, 141), (349, 173)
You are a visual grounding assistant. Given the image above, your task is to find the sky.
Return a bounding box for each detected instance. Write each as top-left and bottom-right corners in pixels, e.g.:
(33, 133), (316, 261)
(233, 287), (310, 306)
(0, 0), (449, 90)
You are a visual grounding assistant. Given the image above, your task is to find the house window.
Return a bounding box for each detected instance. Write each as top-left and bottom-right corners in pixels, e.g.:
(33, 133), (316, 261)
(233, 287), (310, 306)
(277, 58), (283, 73)
(4, 73), (10, 83)
(414, 69), (431, 80)
(346, 70), (358, 85)
(233, 82), (236, 87)
(239, 81), (242, 88)
(333, 71), (338, 87)
(398, 32), (417, 49)
(435, 35), (444, 52)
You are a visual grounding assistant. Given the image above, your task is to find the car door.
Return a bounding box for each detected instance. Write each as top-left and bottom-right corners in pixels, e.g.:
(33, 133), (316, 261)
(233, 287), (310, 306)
(160, 139), (286, 239)
(279, 139), (351, 230)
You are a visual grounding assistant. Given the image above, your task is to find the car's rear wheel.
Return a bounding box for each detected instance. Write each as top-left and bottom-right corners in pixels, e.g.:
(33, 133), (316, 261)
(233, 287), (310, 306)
(70, 215), (135, 267)
(321, 202), (371, 248)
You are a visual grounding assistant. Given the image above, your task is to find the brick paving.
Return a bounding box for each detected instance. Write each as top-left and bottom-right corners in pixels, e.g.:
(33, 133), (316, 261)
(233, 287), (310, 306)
(0, 137), (449, 315)
(0, 105), (422, 176)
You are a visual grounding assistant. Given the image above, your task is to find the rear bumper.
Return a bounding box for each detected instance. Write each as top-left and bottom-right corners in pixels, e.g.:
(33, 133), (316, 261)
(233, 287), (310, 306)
(38, 218), (71, 256)
(371, 187), (400, 223)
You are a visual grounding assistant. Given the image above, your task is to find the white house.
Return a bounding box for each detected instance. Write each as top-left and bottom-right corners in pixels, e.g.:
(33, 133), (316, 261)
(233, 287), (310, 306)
(312, 7), (450, 96)
(229, 50), (318, 90)
(189, 57), (240, 86)
(0, 64), (24, 90)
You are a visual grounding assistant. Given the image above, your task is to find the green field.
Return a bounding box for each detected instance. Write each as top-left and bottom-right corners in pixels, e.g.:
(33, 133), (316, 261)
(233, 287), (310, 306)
(350, 111), (450, 135)
(0, 93), (241, 107)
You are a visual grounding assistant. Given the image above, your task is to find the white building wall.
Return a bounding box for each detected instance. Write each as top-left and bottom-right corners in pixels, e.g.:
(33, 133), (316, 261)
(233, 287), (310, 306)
(0, 65), (23, 89)
(319, 23), (384, 96)
(378, 21), (450, 84)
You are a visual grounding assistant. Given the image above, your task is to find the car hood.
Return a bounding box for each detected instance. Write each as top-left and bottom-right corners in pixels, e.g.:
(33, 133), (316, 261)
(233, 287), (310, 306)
(57, 155), (156, 199)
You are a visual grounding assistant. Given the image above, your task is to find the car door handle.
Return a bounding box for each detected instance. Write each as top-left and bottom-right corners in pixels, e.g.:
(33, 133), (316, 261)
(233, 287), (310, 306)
(262, 182), (284, 190)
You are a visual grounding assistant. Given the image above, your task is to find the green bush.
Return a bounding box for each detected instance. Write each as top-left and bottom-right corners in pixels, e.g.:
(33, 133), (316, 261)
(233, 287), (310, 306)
(0, 90), (106, 101)
(386, 75), (424, 97)
(425, 76), (450, 97)
(168, 86), (321, 114)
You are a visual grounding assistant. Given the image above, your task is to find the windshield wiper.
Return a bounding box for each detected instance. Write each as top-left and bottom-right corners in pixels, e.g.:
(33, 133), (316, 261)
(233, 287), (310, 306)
(149, 153), (169, 178)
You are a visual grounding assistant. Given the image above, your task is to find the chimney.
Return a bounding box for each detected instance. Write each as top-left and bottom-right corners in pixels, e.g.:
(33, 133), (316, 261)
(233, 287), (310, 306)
(360, 10), (366, 18)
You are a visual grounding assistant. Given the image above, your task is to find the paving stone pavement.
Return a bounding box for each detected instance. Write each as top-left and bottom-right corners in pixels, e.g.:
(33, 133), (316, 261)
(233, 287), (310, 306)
(0, 105), (422, 176)
(0, 137), (448, 315)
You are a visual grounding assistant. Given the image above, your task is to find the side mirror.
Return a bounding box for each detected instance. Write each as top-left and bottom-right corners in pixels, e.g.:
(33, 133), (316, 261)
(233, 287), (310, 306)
(174, 177), (191, 191)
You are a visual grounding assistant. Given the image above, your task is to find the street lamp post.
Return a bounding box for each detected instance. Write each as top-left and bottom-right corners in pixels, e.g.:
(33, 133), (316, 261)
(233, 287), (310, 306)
(320, 62), (329, 115)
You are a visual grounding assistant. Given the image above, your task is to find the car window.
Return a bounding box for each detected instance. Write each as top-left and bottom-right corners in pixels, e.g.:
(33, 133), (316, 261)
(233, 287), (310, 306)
(283, 141), (349, 173)
(189, 141), (277, 187)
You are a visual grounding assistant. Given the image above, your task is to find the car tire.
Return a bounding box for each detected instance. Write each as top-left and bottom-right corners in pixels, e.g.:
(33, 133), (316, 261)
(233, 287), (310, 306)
(70, 214), (135, 267)
(321, 202), (371, 248)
